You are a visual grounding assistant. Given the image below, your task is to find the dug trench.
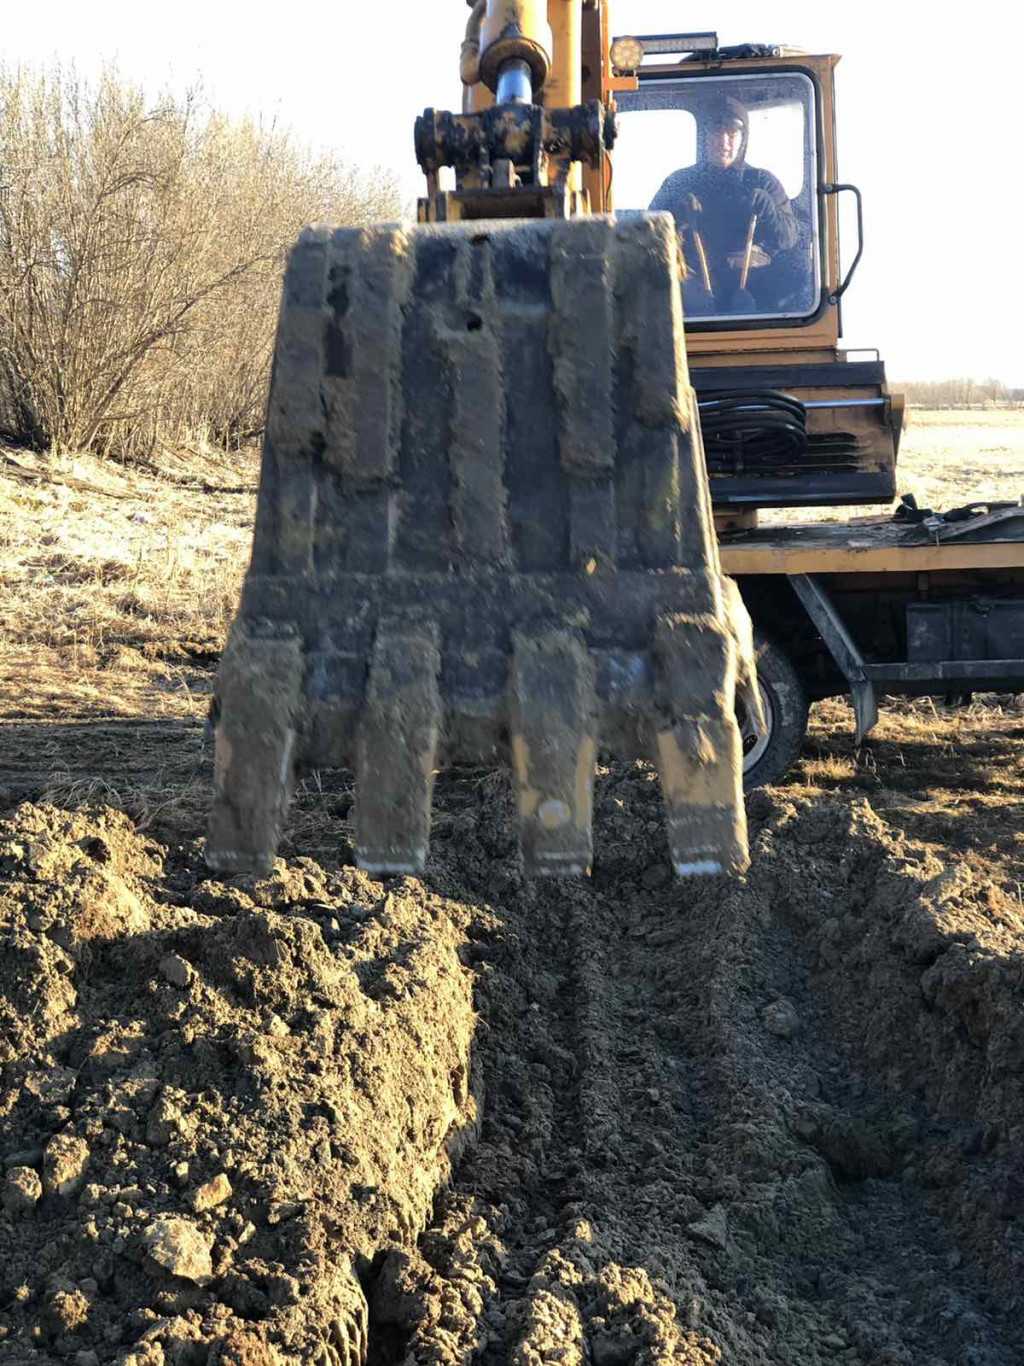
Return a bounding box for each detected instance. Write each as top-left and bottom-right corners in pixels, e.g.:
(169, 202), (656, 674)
(1, 757), (1023, 1365)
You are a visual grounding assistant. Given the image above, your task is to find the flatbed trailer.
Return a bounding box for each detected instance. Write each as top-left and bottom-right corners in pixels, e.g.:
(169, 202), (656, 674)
(717, 507), (1024, 785)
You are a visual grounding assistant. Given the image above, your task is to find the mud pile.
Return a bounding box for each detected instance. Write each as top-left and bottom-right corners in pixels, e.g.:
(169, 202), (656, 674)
(1, 766), (1023, 1365)
(0, 805), (478, 1364)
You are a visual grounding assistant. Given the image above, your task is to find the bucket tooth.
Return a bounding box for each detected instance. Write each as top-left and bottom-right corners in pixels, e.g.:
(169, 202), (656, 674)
(651, 612), (749, 877)
(206, 631), (303, 876)
(355, 620), (442, 875)
(510, 631), (597, 877)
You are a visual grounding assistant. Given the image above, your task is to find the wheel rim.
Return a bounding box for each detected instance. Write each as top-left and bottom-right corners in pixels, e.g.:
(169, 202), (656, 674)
(737, 681), (774, 774)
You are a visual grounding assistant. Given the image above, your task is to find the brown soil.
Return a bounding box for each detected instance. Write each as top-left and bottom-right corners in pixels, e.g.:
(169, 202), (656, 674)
(1, 726), (1023, 1364)
(410, 767), (1024, 1366)
(1, 432), (1023, 1364)
(0, 800), (482, 1365)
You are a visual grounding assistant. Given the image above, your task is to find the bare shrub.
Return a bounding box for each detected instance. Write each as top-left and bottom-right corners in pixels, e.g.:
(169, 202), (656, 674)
(0, 65), (402, 457)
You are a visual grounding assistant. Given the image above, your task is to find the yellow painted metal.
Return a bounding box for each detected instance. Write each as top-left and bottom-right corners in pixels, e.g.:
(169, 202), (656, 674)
(461, 0), (494, 113)
(545, 0), (581, 105)
(691, 349), (839, 367)
(479, 0), (553, 92)
(465, 82), (496, 113)
(720, 539), (1024, 577)
(715, 509), (759, 534)
(821, 54), (842, 325)
(545, 0), (582, 190)
(579, 0), (611, 212)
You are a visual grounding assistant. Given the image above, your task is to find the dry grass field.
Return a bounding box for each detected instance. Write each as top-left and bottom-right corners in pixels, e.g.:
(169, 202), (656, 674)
(898, 408), (1024, 510)
(0, 444), (255, 840)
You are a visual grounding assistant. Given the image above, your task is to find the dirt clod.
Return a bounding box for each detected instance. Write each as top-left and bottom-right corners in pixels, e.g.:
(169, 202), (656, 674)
(189, 1173), (232, 1213)
(158, 953), (193, 988)
(687, 1204), (729, 1249)
(763, 997), (801, 1038)
(3, 1165), (42, 1214)
(143, 1217), (213, 1284)
(922, 862), (973, 905)
(42, 1133), (91, 1198)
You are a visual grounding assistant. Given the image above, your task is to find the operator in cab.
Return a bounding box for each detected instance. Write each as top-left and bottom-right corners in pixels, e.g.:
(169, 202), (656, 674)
(650, 96), (799, 315)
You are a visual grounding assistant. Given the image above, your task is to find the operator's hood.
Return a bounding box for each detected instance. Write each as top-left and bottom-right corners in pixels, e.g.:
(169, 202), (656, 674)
(700, 95), (749, 169)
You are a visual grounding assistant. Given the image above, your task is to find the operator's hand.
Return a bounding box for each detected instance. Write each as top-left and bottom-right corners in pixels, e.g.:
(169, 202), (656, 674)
(747, 187), (775, 219)
(679, 192), (703, 227)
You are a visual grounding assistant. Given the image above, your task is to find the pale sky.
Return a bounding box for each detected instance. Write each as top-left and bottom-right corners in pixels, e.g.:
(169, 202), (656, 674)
(8, 1), (1024, 383)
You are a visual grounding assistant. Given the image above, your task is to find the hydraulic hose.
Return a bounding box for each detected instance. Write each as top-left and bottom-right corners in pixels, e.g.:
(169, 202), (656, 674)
(698, 389), (808, 473)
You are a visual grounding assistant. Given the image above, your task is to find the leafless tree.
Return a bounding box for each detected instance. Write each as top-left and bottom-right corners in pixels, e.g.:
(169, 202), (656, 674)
(897, 377), (1014, 409)
(0, 64), (403, 457)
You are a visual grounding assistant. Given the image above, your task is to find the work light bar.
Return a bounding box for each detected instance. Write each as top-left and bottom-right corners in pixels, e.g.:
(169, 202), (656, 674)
(634, 32), (719, 55)
(610, 32), (720, 74)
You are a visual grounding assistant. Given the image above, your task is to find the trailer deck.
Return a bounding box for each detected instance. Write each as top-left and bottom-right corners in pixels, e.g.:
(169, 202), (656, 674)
(719, 506), (1024, 577)
(718, 505), (1024, 753)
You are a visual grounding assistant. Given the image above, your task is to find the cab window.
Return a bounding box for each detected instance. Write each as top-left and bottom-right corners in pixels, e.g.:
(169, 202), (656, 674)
(614, 73), (821, 324)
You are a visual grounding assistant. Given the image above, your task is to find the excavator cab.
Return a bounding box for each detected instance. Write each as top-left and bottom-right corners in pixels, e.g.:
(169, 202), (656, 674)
(205, 4), (767, 882)
(616, 68), (821, 321)
(610, 35), (902, 513)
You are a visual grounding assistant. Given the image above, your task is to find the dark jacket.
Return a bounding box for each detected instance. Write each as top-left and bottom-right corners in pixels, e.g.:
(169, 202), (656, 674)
(651, 162), (798, 259)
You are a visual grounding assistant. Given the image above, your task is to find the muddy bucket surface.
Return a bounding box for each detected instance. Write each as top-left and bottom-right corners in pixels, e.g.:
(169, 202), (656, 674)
(207, 213), (757, 878)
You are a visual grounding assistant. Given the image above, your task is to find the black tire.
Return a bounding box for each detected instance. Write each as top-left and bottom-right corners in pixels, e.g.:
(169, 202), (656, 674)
(739, 632), (809, 790)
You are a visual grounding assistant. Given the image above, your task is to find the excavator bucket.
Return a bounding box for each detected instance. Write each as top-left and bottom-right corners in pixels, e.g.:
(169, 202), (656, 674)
(206, 212), (760, 879)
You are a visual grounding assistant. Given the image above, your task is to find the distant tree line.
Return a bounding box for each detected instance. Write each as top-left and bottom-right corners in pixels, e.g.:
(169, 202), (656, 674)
(0, 65), (403, 458)
(897, 377), (1024, 408)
